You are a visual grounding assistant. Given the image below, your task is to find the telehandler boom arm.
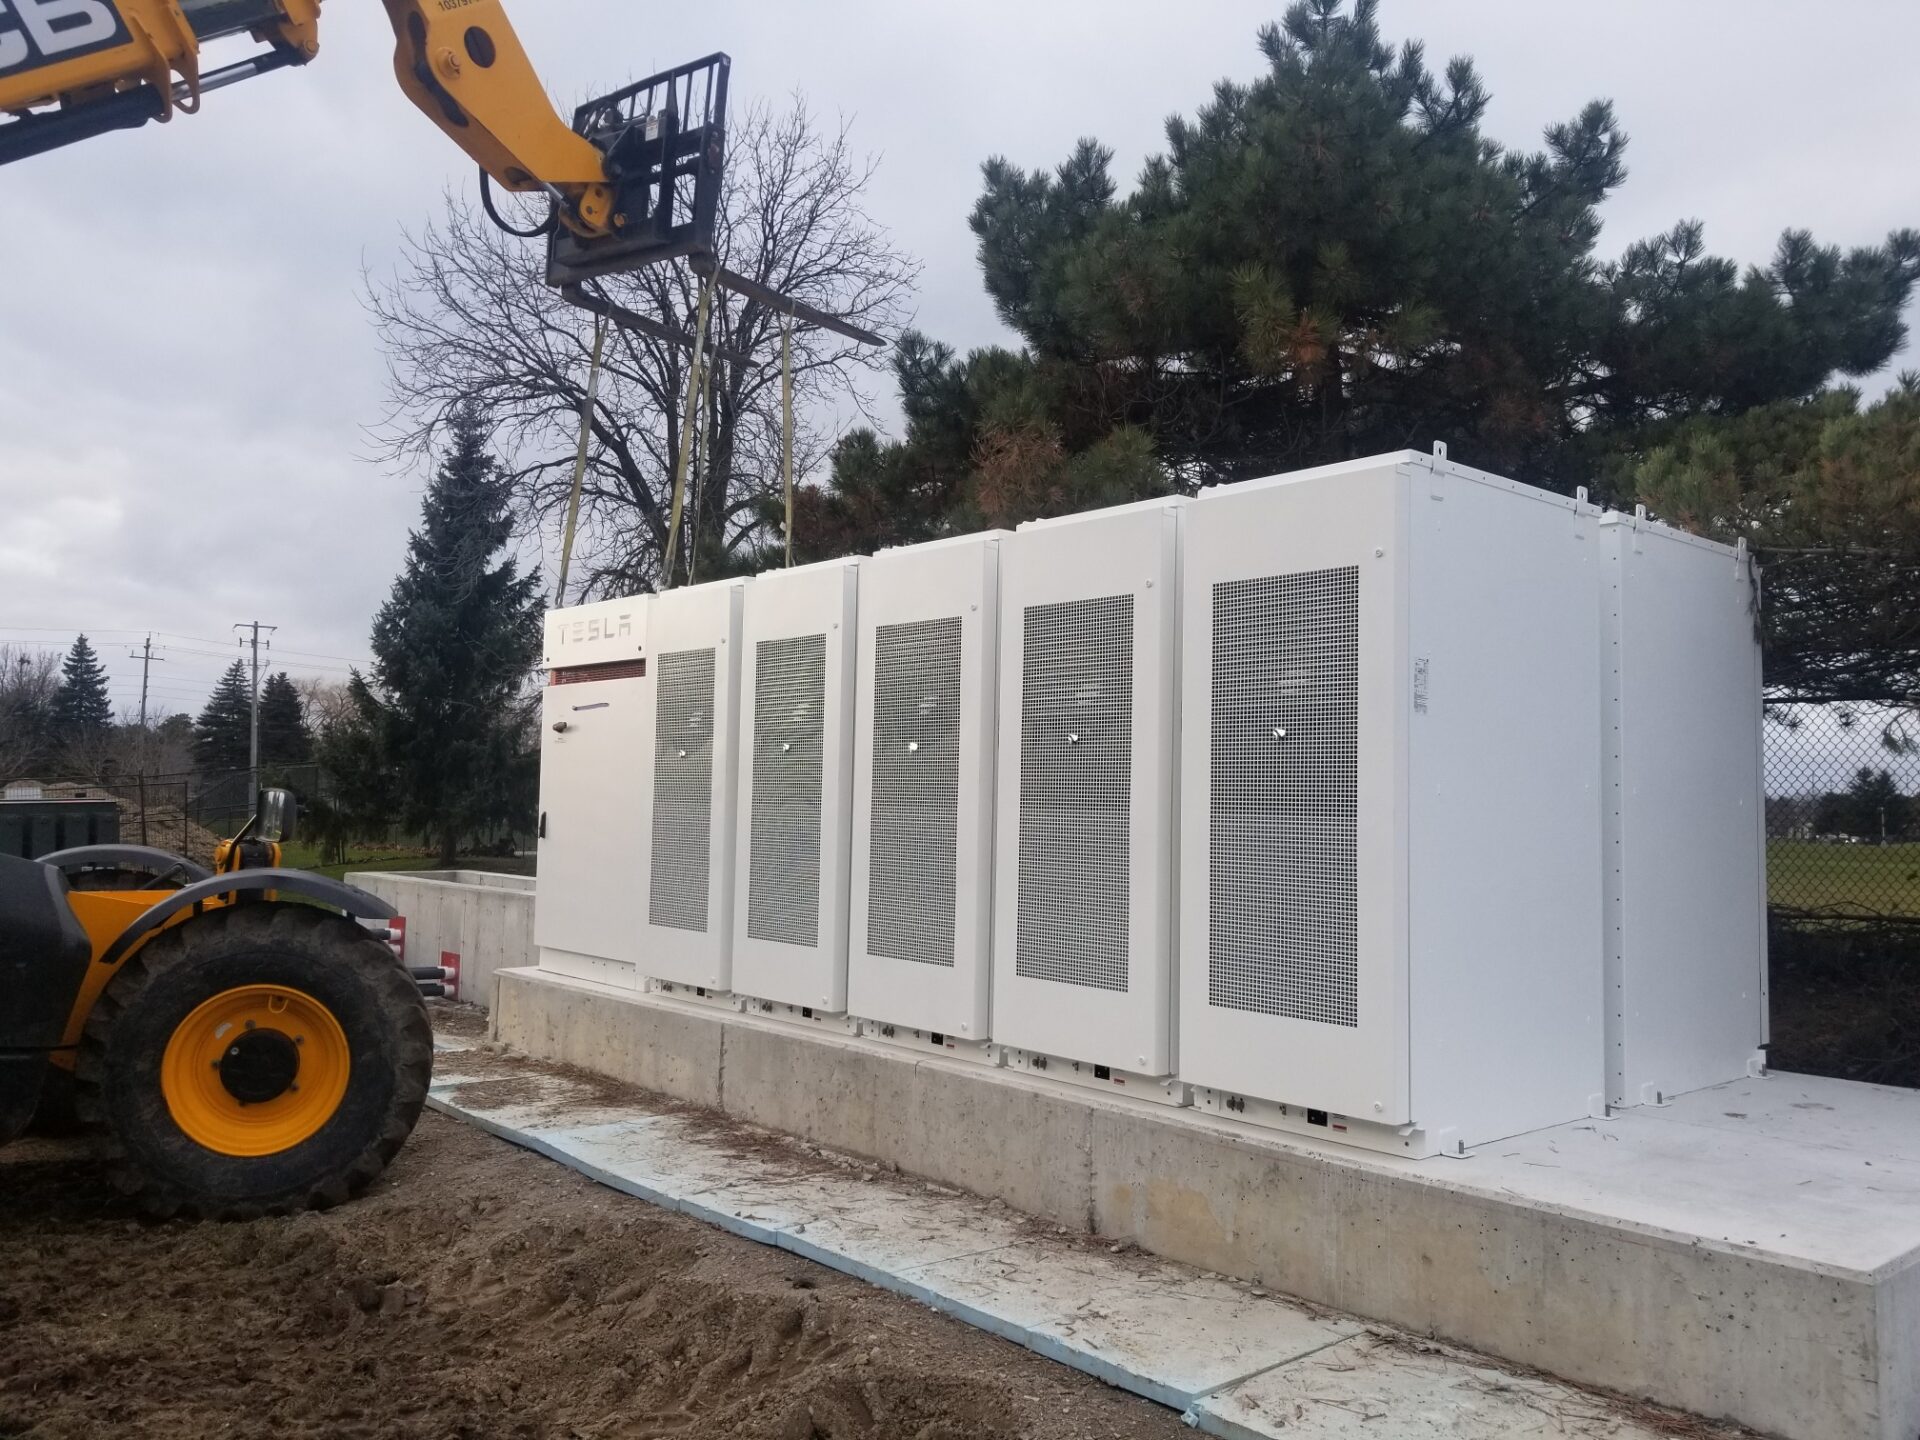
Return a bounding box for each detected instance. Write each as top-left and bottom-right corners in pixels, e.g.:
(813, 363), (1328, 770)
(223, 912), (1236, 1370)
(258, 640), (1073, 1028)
(0, 0), (618, 234)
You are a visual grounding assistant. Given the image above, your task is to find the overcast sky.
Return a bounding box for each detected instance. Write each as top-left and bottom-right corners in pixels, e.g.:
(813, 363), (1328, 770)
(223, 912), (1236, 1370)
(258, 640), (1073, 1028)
(2, 0), (1915, 721)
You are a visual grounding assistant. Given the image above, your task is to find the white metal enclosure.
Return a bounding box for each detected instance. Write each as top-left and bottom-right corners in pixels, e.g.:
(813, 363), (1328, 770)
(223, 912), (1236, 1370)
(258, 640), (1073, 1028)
(990, 499), (1183, 1079)
(536, 594), (651, 989)
(730, 558), (863, 1012)
(1601, 512), (1767, 1106)
(635, 578), (746, 992)
(847, 532), (1006, 1043)
(1178, 452), (1605, 1155)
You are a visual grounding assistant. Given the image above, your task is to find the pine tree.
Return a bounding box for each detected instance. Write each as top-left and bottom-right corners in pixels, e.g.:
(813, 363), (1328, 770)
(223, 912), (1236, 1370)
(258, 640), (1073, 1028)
(193, 659), (254, 773)
(801, 0), (1919, 547)
(259, 671), (312, 765)
(50, 633), (113, 739)
(1633, 378), (1920, 703)
(363, 409), (544, 863)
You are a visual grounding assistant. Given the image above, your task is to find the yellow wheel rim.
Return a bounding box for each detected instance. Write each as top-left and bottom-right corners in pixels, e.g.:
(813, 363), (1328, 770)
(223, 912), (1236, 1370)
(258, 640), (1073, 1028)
(159, 985), (351, 1157)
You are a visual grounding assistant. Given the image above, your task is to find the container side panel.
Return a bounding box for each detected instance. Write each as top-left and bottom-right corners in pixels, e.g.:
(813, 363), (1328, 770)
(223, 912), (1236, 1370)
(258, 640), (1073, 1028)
(1610, 525), (1766, 1103)
(1405, 469), (1604, 1146)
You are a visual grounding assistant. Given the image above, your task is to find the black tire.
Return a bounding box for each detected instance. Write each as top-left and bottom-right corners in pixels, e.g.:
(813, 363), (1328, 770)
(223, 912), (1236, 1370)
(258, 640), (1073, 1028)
(29, 1064), (81, 1136)
(73, 904), (432, 1220)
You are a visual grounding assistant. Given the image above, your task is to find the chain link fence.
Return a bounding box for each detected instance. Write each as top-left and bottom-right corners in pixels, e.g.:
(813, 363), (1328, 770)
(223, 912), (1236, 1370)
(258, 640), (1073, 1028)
(1765, 703), (1920, 923)
(1763, 701), (1920, 1086)
(2, 765), (329, 866)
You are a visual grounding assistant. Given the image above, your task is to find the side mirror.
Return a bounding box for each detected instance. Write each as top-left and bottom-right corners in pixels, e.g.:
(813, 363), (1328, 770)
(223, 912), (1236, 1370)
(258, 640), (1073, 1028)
(258, 788), (299, 845)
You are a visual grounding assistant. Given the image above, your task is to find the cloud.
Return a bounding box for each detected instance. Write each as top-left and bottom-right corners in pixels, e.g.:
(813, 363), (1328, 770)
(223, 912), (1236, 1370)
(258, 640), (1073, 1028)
(2, 0), (1914, 715)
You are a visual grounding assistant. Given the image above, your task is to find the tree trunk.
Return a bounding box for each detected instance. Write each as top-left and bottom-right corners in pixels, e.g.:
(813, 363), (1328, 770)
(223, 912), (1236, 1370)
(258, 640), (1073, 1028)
(437, 828), (459, 868)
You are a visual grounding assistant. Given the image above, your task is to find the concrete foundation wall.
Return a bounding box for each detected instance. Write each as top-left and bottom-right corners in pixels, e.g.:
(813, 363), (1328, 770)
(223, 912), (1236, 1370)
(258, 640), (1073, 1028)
(349, 871), (535, 1009)
(495, 967), (1920, 1440)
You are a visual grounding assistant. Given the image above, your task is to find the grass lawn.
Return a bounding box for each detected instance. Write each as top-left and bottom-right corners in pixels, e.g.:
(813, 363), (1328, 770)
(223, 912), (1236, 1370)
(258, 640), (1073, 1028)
(1768, 839), (1920, 919)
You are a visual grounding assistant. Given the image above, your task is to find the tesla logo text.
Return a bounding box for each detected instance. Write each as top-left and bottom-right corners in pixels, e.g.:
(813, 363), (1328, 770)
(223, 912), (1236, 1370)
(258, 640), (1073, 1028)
(0, 0), (128, 75)
(557, 614), (633, 645)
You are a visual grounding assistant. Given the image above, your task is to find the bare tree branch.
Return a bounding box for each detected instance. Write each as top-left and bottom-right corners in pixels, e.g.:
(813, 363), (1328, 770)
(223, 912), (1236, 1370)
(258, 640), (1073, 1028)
(366, 97), (919, 597)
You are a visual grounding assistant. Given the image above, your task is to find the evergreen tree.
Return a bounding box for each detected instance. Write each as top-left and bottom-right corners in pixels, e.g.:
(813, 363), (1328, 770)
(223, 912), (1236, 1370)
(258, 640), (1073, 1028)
(50, 634), (113, 738)
(1634, 378), (1920, 702)
(259, 671), (312, 765)
(309, 674), (393, 865)
(363, 409), (544, 864)
(800, 0), (1917, 547)
(193, 659), (254, 772)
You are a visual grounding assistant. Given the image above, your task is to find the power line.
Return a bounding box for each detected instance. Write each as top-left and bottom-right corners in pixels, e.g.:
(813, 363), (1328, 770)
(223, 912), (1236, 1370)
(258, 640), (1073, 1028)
(0, 628), (373, 670)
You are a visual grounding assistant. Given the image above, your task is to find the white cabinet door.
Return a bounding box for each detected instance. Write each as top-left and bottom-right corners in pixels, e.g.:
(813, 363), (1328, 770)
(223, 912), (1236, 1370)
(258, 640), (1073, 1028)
(990, 501), (1181, 1075)
(1178, 461), (1411, 1122)
(535, 676), (649, 967)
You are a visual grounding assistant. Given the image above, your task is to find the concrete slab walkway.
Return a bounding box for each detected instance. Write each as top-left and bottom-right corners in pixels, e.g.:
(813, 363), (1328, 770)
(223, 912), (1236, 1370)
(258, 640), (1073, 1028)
(428, 1033), (1736, 1439)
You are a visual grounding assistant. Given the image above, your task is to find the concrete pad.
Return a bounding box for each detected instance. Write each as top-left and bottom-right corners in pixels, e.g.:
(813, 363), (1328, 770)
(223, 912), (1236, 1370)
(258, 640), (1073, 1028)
(1635, 1072), (1920, 1164)
(1090, 1101), (1881, 1440)
(1460, 1103), (1920, 1274)
(890, 1240), (1137, 1344)
(428, 1069), (646, 1135)
(712, 989), (1098, 1228)
(773, 1182), (1028, 1283)
(1192, 1332), (1681, 1439)
(495, 969), (724, 1107)
(1028, 1263), (1360, 1410)
(492, 967), (1920, 1440)
(426, 1032), (1721, 1440)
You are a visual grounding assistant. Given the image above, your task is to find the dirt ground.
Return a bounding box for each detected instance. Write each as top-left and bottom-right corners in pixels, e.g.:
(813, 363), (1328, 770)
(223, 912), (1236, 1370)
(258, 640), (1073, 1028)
(0, 1077), (1188, 1440)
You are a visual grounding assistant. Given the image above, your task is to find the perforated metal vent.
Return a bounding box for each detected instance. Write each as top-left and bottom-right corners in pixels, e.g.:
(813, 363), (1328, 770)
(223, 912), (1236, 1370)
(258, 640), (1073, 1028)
(865, 616), (963, 967)
(747, 633), (827, 948)
(649, 648), (717, 932)
(1208, 568), (1360, 1027)
(1015, 593), (1134, 992)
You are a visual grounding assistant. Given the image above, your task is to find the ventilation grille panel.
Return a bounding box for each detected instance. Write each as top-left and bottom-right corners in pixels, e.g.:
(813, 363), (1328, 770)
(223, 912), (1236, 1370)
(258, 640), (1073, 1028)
(1015, 593), (1134, 992)
(747, 633), (827, 948)
(865, 616), (963, 967)
(1208, 568), (1359, 1027)
(649, 647), (717, 932)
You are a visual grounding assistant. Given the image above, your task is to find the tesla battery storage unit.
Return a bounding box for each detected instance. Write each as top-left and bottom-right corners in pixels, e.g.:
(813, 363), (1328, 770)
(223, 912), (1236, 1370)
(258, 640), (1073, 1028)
(1600, 509), (1767, 1108)
(730, 557), (863, 1019)
(537, 593), (652, 989)
(636, 577), (746, 995)
(1178, 450), (1605, 1156)
(847, 532), (1007, 1053)
(991, 499), (1184, 1094)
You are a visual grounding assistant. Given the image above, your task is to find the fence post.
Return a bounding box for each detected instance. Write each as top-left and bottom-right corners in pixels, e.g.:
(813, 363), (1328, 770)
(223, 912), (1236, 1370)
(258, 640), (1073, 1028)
(138, 772), (148, 847)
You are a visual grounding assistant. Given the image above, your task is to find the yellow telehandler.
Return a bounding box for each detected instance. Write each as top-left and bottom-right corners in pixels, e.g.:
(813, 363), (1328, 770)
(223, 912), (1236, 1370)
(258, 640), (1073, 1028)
(1, 0), (731, 1213)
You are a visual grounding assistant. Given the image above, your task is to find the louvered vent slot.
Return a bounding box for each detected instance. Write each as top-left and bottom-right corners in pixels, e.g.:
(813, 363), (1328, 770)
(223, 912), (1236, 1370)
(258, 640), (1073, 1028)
(747, 633), (827, 948)
(1209, 568), (1360, 1026)
(649, 647), (717, 932)
(865, 615), (963, 966)
(1016, 593), (1134, 992)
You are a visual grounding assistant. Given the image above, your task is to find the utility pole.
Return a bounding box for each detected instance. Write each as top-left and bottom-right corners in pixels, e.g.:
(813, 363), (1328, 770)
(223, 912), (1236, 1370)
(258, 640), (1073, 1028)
(233, 621), (277, 804)
(136, 634), (153, 731)
(129, 633), (164, 779)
